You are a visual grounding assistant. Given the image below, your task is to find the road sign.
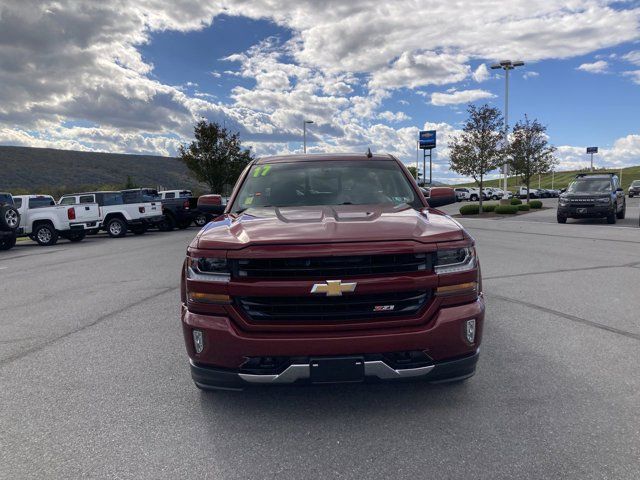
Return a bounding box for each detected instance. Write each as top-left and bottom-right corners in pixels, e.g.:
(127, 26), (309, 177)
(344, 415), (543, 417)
(419, 130), (436, 149)
(586, 147), (598, 154)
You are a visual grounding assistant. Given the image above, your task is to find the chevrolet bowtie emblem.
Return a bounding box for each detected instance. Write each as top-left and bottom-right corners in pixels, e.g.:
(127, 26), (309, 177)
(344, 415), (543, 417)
(310, 280), (357, 297)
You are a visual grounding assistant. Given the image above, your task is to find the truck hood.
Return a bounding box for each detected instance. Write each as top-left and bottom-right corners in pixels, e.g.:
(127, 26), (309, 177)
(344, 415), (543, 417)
(194, 205), (464, 250)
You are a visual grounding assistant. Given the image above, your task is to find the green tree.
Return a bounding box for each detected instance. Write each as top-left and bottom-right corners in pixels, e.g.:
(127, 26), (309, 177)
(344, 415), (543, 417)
(449, 104), (506, 212)
(124, 175), (138, 189)
(406, 166), (419, 180)
(508, 116), (558, 203)
(179, 120), (254, 194)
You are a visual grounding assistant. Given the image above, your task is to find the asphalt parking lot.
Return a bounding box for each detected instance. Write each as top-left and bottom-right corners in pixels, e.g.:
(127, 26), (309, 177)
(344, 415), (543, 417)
(1, 213), (640, 479)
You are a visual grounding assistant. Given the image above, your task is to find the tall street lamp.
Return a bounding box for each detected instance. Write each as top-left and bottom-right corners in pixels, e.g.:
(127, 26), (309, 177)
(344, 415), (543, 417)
(303, 120), (314, 153)
(491, 60), (524, 195)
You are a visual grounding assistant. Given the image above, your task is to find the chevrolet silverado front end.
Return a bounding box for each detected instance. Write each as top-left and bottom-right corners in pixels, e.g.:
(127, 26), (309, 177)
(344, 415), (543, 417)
(180, 153), (484, 390)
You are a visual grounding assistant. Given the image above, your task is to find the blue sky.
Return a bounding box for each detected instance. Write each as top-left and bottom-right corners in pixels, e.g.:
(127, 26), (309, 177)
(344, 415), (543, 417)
(2, 1), (640, 182)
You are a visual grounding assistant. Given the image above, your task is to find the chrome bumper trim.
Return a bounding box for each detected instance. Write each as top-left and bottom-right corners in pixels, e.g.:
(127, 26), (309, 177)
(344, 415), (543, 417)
(238, 361), (434, 384)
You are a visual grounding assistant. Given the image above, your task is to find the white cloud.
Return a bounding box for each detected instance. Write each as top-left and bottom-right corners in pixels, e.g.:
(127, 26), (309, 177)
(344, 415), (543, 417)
(431, 89), (496, 106)
(577, 60), (609, 73)
(472, 64), (490, 82)
(623, 70), (640, 84)
(377, 111), (411, 122)
(523, 71), (539, 79)
(622, 50), (640, 66)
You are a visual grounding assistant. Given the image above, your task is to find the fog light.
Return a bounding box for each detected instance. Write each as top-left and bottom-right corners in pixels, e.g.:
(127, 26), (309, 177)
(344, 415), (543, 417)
(465, 319), (476, 344)
(192, 330), (204, 354)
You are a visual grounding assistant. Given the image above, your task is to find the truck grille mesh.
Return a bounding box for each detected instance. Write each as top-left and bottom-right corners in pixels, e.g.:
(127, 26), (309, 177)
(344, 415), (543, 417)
(231, 252), (433, 278)
(237, 290), (431, 323)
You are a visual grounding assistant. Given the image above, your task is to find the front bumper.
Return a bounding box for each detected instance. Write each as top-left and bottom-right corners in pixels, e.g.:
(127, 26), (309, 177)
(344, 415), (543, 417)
(190, 350), (479, 391)
(182, 297), (484, 389)
(558, 205), (613, 218)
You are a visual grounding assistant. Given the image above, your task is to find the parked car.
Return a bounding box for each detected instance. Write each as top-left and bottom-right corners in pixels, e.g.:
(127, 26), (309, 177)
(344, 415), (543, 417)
(468, 188), (489, 202)
(159, 189), (192, 200)
(628, 180), (640, 198)
(0, 192), (20, 250)
(182, 152), (483, 390)
(59, 191), (162, 237)
(557, 173), (625, 224)
(420, 187), (457, 207)
(516, 186), (539, 199)
(453, 188), (471, 201)
(121, 188), (198, 231)
(196, 195), (226, 224)
(484, 188), (503, 200)
(12, 195), (100, 246)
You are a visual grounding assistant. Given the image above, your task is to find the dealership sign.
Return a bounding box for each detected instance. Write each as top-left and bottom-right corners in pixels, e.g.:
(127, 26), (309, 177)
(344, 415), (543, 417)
(419, 130), (436, 149)
(586, 147), (598, 154)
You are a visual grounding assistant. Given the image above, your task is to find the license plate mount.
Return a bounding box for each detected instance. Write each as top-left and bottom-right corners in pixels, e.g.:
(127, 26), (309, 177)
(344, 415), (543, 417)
(309, 356), (365, 383)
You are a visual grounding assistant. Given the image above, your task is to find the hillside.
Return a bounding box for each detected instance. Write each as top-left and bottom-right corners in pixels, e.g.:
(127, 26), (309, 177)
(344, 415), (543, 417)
(0, 145), (208, 196)
(454, 166), (640, 191)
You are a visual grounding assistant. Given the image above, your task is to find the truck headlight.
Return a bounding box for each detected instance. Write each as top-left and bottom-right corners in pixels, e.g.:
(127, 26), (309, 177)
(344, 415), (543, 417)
(559, 197), (569, 206)
(187, 257), (230, 282)
(435, 247), (476, 274)
(596, 197), (610, 204)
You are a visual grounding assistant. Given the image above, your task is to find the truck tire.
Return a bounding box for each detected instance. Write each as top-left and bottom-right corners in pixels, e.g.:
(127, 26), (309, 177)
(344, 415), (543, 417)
(34, 223), (58, 246)
(606, 212), (616, 224)
(557, 213), (567, 224)
(107, 218), (127, 238)
(617, 202), (626, 219)
(158, 214), (175, 232)
(469, 194), (478, 202)
(194, 214), (207, 227)
(0, 233), (17, 250)
(0, 205), (20, 231)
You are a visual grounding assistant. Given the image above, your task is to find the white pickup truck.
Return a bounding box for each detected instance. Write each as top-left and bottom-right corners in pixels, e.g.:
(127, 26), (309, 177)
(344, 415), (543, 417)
(13, 195), (100, 246)
(59, 191), (163, 238)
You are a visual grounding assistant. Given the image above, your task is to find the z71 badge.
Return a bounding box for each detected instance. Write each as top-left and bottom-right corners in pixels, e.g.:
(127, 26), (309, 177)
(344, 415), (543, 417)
(373, 305), (395, 312)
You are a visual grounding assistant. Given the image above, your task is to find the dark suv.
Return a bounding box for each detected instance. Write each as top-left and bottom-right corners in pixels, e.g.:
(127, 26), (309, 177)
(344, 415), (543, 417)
(557, 173), (626, 224)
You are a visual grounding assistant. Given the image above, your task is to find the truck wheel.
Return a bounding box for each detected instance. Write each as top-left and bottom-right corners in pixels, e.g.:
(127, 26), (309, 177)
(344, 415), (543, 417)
(617, 202), (626, 219)
(158, 215), (175, 232)
(0, 205), (20, 231)
(469, 194), (478, 202)
(557, 213), (567, 224)
(107, 218), (127, 238)
(606, 212), (617, 224)
(34, 224), (58, 246)
(67, 232), (86, 242)
(194, 214), (207, 227)
(0, 234), (17, 250)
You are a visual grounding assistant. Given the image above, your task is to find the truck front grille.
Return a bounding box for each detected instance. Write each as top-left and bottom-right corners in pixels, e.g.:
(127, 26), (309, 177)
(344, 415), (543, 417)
(232, 253), (433, 278)
(237, 290), (431, 323)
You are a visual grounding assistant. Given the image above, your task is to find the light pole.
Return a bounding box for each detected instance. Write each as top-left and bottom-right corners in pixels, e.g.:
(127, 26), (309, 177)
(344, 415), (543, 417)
(491, 60), (524, 196)
(303, 120), (314, 153)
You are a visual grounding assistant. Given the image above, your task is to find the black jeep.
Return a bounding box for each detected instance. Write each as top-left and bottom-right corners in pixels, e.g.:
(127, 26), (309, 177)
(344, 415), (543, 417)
(557, 173), (626, 224)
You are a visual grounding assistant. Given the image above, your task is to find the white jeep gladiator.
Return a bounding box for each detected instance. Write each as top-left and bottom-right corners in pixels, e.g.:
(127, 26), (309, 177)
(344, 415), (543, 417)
(59, 191), (162, 238)
(13, 195), (100, 246)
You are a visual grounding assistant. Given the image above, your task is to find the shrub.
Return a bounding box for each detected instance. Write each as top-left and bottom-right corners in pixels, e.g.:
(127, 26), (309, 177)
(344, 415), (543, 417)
(518, 204), (530, 211)
(481, 204), (496, 212)
(529, 200), (543, 209)
(495, 205), (519, 214)
(510, 198), (522, 205)
(459, 204), (480, 215)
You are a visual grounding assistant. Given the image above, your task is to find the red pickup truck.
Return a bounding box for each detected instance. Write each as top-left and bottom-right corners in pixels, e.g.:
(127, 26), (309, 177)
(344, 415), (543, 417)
(181, 153), (484, 390)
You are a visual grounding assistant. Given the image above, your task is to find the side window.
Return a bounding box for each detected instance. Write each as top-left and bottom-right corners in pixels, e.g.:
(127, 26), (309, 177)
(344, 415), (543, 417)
(165, 192), (175, 199)
(102, 193), (123, 206)
(59, 197), (76, 205)
(29, 197), (55, 208)
(13, 198), (22, 208)
(80, 195), (94, 204)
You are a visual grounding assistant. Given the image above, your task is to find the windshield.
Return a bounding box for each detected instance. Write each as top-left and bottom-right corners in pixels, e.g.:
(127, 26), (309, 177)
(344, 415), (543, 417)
(631, 180), (640, 187)
(231, 160), (418, 212)
(567, 178), (612, 194)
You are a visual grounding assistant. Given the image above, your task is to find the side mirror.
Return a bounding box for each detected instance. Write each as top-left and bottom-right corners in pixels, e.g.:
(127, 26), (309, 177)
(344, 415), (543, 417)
(559, 188), (566, 194)
(426, 187), (457, 208)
